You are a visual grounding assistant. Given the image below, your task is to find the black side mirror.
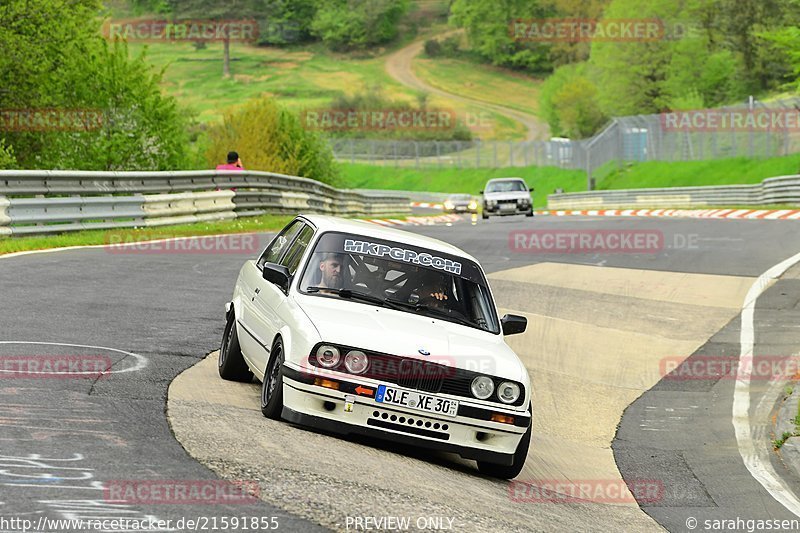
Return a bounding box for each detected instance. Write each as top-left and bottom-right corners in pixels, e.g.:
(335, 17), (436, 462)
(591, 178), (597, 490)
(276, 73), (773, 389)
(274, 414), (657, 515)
(262, 262), (291, 294)
(529, 187), (534, 192)
(479, 190), (484, 194)
(501, 314), (527, 335)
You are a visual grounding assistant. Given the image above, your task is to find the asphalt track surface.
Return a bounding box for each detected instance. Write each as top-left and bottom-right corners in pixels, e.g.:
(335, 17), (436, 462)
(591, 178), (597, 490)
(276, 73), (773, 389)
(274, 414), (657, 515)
(2, 214), (800, 532)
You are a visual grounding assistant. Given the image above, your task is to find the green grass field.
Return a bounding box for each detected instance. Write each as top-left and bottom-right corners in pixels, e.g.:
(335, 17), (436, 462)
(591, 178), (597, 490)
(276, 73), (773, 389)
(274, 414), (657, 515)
(413, 57), (543, 117)
(596, 154), (800, 190)
(127, 39), (524, 139)
(338, 153), (800, 207)
(338, 164), (586, 207)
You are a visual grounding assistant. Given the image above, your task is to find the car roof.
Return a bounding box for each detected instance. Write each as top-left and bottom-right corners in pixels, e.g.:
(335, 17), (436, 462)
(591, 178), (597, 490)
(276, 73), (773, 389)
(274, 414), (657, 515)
(487, 177), (526, 183)
(297, 214), (480, 263)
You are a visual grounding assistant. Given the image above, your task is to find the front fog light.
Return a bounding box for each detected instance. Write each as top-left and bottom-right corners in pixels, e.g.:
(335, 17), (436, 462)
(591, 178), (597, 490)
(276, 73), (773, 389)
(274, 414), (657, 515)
(316, 345), (341, 368)
(471, 376), (495, 399)
(344, 350), (369, 374)
(498, 381), (520, 404)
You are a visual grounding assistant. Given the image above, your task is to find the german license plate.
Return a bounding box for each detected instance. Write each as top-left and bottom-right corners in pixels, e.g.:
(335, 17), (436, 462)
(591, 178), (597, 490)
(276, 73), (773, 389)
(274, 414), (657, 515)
(375, 385), (458, 418)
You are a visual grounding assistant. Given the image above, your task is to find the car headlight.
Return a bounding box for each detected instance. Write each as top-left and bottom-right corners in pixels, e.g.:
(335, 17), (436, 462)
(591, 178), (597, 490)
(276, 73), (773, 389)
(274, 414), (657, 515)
(497, 381), (521, 404)
(486, 200), (496, 207)
(316, 345), (341, 368)
(444, 201), (454, 210)
(471, 376), (495, 399)
(468, 201), (477, 209)
(344, 350), (369, 374)
(517, 198), (530, 206)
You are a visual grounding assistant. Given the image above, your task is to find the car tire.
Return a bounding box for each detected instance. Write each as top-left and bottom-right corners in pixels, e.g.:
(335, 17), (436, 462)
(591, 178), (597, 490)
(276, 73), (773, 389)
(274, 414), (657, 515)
(218, 311), (253, 382)
(261, 338), (285, 420)
(526, 208), (534, 217)
(477, 423), (531, 479)
(482, 212), (489, 220)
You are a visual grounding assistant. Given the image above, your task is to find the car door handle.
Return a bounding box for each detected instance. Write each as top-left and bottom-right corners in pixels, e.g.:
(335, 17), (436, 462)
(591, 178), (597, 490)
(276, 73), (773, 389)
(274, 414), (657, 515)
(254, 288), (261, 294)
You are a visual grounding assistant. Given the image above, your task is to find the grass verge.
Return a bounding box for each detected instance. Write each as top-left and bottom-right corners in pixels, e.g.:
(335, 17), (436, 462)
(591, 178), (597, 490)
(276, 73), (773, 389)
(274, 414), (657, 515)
(0, 215), (294, 255)
(338, 153), (800, 208)
(339, 163), (586, 208)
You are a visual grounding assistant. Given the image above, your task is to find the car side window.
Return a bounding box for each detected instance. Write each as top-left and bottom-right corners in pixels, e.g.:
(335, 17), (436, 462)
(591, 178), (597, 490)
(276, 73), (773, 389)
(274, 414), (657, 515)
(280, 225), (315, 276)
(257, 221), (303, 269)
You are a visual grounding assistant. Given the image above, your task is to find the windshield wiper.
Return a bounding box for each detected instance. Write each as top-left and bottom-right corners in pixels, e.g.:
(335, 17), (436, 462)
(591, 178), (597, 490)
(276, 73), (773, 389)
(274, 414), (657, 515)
(306, 286), (378, 302)
(306, 287), (477, 327)
(383, 297), (476, 328)
(306, 286), (398, 308)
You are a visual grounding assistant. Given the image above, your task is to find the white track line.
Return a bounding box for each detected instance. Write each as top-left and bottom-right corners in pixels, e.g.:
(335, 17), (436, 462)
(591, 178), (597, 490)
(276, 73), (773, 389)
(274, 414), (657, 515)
(733, 250), (800, 517)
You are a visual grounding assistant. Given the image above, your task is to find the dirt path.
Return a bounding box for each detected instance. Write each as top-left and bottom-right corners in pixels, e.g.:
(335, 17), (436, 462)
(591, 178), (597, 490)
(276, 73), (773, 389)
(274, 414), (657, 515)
(385, 34), (551, 141)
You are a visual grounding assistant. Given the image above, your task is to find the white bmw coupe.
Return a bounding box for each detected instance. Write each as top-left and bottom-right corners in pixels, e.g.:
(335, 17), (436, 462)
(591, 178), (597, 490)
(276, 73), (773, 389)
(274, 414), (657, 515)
(219, 214), (532, 478)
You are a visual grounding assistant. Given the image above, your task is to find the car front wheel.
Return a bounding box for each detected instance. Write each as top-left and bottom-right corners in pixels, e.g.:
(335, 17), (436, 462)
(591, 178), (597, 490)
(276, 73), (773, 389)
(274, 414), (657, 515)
(477, 423), (531, 479)
(218, 311), (253, 382)
(261, 339), (285, 420)
(526, 207), (534, 217)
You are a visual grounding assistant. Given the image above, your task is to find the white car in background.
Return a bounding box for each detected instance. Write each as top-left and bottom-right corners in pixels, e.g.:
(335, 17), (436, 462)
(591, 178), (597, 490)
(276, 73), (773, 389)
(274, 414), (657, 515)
(480, 177), (534, 219)
(218, 214), (532, 478)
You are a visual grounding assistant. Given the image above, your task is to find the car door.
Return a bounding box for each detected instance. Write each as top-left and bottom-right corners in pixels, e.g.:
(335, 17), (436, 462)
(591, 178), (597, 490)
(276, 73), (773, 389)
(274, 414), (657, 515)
(249, 223), (316, 374)
(238, 220), (303, 372)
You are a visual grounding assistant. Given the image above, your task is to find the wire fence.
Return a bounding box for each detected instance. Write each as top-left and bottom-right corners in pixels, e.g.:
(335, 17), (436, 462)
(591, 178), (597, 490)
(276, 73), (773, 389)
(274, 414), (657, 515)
(329, 97), (800, 189)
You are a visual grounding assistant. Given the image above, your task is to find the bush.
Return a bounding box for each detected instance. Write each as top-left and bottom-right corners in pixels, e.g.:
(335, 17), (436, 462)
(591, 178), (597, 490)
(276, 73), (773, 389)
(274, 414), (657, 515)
(205, 98), (340, 186)
(424, 39), (442, 57)
(317, 87), (472, 141)
(0, 139), (16, 169)
(311, 0), (409, 51)
(540, 62), (607, 139)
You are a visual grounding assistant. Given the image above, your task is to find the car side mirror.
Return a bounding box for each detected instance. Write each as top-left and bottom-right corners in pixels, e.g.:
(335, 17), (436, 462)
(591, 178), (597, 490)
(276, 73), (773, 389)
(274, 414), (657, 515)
(501, 314), (527, 335)
(529, 187), (534, 192)
(262, 262), (291, 294)
(479, 190), (483, 194)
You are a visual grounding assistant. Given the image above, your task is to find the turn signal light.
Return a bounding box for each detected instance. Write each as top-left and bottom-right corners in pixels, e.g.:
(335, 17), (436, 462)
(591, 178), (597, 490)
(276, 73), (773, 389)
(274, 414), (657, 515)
(314, 378), (340, 390)
(491, 413), (515, 425)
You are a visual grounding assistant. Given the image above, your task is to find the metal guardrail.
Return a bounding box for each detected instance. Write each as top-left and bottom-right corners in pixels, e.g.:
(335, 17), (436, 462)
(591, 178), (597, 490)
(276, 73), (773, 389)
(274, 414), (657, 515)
(0, 170), (410, 236)
(547, 174), (800, 209)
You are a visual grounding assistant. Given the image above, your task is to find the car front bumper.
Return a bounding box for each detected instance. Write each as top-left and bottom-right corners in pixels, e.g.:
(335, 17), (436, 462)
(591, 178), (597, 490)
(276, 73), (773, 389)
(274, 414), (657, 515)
(483, 203), (531, 215)
(282, 367), (530, 466)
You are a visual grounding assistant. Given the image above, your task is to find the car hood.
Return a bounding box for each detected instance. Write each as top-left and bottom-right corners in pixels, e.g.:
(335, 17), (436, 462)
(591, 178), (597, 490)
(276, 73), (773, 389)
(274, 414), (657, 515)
(293, 293), (526, 381)
(484, 191), (529, 201)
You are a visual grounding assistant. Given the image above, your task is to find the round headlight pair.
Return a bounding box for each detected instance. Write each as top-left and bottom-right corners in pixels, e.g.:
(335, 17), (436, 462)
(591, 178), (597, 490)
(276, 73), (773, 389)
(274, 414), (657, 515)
(470, 376), (521, 404)
(315, 345), (369, 374)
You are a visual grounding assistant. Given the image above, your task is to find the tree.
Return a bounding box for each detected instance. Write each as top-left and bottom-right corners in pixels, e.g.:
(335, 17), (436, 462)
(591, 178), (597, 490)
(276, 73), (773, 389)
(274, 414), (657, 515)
(167, 0), (263, 77)
(205, 98), (340, 185)
(450, 0), (552, 72)
(540, 62), (606, 138)
(310, 0), (409, 51)
(0, 0), (192, 170)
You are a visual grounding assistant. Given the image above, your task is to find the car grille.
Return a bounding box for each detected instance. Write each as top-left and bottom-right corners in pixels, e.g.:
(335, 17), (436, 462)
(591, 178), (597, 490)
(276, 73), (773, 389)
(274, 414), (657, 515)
(357, 354), (448, 393)
(309, 344), (525, 406)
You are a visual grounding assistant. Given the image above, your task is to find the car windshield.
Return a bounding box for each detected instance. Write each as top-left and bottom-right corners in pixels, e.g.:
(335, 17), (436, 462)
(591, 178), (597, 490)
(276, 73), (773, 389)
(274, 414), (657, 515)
(298, 231), (500, 334)
(448, 194), (471, 201)
(486, 180), (526, 193)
